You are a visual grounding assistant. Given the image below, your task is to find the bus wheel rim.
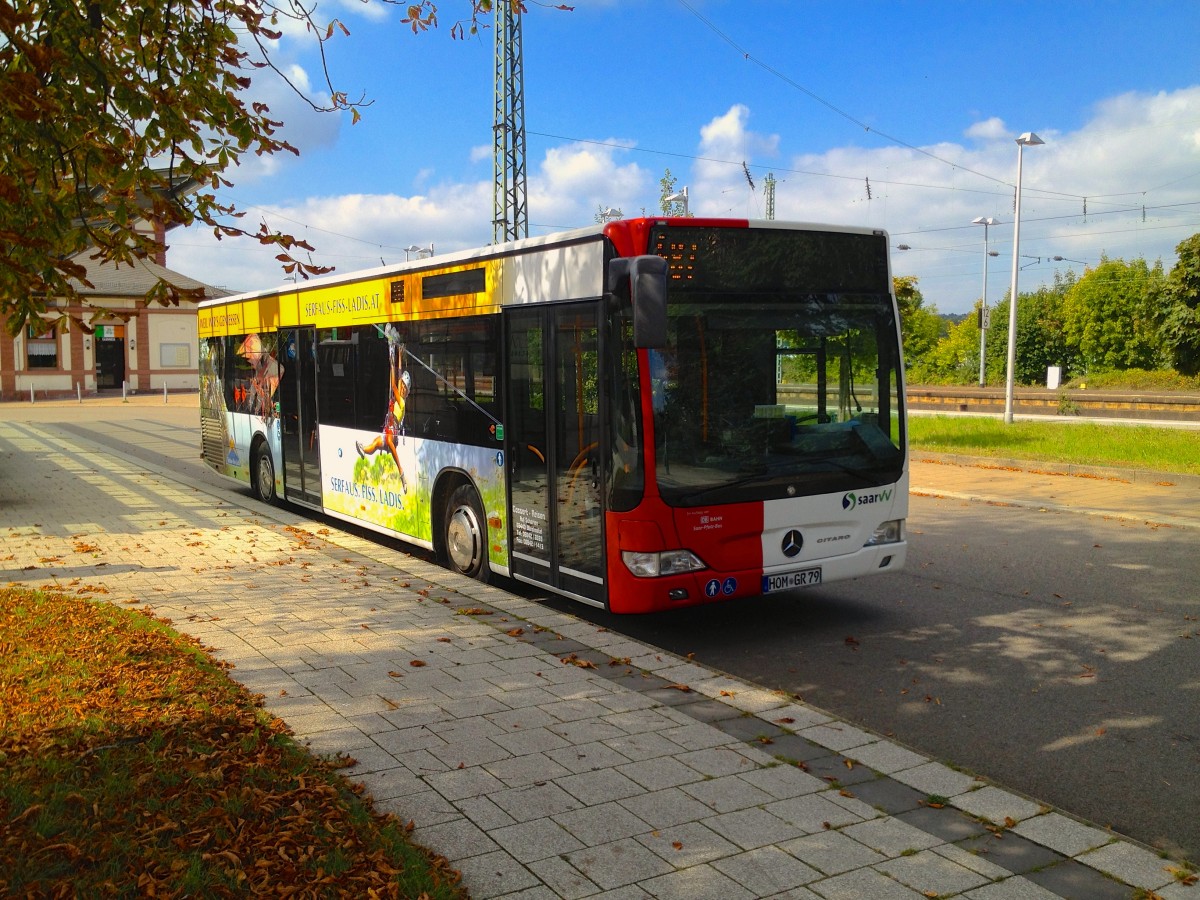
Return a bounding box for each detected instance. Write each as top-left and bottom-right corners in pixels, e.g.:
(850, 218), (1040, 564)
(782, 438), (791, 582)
(257, 452), (274, 500)
(446, 505), (483, 573)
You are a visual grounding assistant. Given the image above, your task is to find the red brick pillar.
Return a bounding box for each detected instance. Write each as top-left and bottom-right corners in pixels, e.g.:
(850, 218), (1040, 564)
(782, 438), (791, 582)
(135, 313), (151, 391)
(0, 314), (15, 399)
(69, 320), (86, 394)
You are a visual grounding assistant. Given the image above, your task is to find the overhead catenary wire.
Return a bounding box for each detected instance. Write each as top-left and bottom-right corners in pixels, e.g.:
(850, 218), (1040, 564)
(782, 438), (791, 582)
(671, 0), (1194, 214)
(675, 0), (1040, 195)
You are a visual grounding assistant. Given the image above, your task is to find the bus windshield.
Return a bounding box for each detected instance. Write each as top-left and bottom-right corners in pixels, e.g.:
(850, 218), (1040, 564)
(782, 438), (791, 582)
(647, 226), (904, 507)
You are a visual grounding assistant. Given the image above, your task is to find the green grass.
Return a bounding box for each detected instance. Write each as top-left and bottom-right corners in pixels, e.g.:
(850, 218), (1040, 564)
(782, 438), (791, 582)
(0, 587), (468, 898)
(908, 416), (1200, 476)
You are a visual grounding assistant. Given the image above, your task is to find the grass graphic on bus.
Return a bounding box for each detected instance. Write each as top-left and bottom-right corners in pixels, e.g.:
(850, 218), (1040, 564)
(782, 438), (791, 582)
(350, 450), (421, 533)
(320, 425), (508, 567)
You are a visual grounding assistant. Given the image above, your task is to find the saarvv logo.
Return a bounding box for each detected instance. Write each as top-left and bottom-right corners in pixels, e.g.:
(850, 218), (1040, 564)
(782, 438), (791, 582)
(842, 488), (893, 511)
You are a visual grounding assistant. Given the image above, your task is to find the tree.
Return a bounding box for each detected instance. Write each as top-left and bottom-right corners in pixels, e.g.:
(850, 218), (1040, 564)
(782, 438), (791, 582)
(907, 304), (981, 385)
(0, 0), (490, 334)
(986, 278), (1077, 386)
(1158, 233), (1200, 376)
(659, 169), (687, 217)
(1061, 256), (1164, 372)
(892, 275), (943, 373)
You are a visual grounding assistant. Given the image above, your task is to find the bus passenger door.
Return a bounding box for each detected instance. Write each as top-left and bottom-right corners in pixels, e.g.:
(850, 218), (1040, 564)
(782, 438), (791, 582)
(505, 304), (606, 606)
(278, 327), (323, 506)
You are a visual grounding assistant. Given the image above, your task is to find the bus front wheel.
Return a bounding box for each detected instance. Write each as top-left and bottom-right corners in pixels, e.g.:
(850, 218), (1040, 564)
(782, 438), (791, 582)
(443, 484), (490, 582)
(253, 445), (276, 504)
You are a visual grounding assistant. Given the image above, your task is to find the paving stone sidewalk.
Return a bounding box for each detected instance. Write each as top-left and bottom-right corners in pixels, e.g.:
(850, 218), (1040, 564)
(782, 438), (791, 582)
(2, 418), (1196, 899)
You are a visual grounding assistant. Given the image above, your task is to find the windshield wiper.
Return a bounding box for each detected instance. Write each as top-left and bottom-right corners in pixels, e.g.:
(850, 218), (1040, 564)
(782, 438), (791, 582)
(814, 458), (891, 485)
(674, 471), (776, 505)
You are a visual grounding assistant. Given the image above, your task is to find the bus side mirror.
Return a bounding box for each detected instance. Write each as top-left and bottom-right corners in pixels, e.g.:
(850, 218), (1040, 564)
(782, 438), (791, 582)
(608, 255), (668, 349)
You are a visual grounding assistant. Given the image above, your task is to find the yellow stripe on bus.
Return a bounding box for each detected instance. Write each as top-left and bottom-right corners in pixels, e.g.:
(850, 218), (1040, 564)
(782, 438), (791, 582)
(199, 259), (504, 338)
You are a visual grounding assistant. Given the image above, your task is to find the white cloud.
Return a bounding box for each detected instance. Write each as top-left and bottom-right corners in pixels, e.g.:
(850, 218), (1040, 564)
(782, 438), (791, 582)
(171, 87), (1200, 314)
(172, 136), (652, 292)
(691, 105), (781, 218)
(172, 182), (494, 295)
(966, 117), (1008, 141)
(533, 140), (646, 216)
(329, 0), (391, 24)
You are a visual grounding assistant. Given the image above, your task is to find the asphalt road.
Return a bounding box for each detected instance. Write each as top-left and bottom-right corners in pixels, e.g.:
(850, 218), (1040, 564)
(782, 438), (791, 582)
(7, 397), (1198, 861)
(532, 495), (1200, 862)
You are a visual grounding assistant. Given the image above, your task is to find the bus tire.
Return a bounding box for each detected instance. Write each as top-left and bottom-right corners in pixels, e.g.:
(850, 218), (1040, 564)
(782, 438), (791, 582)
(253, 444), (276, 504)
(443, 484), (490, 582)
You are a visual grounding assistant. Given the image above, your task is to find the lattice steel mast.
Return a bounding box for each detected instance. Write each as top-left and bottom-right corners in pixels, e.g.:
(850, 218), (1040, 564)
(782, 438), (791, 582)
(764, 173), (776, 220)
(492, 0), (528, 243)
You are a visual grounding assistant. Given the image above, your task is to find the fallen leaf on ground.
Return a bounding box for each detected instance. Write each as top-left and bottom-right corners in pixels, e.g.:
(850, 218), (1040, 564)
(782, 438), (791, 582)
(560, 654), (597, 669)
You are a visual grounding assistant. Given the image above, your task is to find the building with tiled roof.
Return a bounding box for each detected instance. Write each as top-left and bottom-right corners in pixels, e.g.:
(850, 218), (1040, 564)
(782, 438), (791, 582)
(1, 208), (234, 401)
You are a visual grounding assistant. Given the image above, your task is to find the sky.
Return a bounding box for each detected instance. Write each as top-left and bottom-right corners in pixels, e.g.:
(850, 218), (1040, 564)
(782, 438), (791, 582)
(168, 0), (1200, 315)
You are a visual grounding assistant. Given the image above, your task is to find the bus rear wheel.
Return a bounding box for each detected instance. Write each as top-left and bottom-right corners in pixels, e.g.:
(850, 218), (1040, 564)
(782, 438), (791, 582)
(443, 484), (490, 582)
(253, 444), (276, 504)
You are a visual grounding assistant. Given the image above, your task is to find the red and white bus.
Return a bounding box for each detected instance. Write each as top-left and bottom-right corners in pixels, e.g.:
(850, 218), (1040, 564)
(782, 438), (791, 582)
(198, 217), (907, 613)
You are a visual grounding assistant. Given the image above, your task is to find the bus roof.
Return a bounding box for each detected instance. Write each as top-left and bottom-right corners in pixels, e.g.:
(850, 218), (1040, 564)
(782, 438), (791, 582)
(197, 218), (889, 310)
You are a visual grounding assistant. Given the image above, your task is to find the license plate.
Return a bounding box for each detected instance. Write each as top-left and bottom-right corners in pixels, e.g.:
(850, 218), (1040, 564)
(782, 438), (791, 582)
(762, 567), (823, 593)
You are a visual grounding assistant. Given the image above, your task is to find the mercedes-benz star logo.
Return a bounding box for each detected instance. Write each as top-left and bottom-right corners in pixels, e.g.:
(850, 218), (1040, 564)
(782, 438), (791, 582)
(781, 529), (803, 558)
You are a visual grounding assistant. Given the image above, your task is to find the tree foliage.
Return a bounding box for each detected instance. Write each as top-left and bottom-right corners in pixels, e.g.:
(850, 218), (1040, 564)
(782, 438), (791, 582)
(908, 306), (981, 384)
(659, 168), (688, 217)
(893, 274), (944, 365)
(1159, 233), (1200, 376)
(0, 0), (493, 335)
(892, 273), (923, 320)
(984, 278), (1077, 386)
(1061, 256), (1164, 372)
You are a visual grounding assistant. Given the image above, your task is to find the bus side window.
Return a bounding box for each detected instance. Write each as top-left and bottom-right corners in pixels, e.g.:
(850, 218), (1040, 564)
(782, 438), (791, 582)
(407, 359), (444, 438)
(355, 326), (392, 432)
(221, 335), (241, 410)
(317, 336), (356, 428)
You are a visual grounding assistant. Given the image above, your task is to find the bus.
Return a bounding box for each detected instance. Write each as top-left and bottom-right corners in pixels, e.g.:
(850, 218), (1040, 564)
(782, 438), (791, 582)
(198, 217), (907, 613)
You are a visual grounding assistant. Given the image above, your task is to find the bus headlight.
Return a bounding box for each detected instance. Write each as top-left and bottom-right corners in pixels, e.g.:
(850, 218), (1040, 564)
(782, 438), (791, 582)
(621, 549), (706, 578)
(865, 519), (904, 546)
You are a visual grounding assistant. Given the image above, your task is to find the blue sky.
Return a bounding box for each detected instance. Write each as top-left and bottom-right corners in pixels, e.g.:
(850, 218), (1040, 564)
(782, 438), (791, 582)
(171, 0), (1200, 314)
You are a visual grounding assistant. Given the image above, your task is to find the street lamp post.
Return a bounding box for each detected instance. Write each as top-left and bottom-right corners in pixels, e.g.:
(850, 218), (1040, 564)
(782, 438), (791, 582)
(972, 216), (998, 387)
(1004, 132), (1044, 424)
(665, 186), (689, 217)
